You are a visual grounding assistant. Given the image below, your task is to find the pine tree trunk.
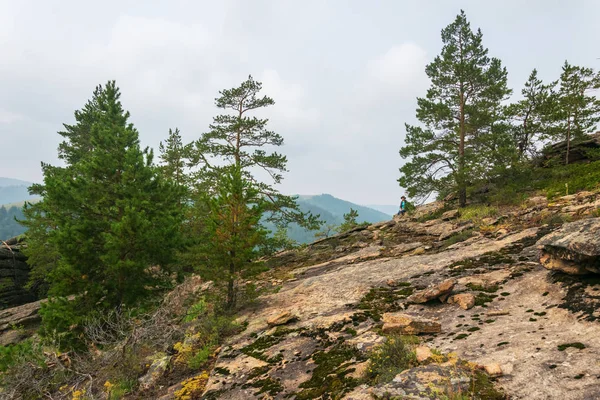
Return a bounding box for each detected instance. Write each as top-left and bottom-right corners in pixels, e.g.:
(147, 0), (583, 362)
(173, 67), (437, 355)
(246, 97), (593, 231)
(458, 89), (467, 208)
(566, 118), (571, 166)
(227, 257), (236, 309)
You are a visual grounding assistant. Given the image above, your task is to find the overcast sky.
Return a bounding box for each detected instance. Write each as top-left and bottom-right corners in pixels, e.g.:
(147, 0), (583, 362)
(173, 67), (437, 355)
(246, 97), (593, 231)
(1, 0), (599, 205)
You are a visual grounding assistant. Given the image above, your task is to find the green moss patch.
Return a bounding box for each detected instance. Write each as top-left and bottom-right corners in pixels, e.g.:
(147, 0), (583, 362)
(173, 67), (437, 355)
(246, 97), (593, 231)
(294, 344), (364, 399)
(557, 342), (585, 351)
(355, 285), (414, 321)
(475, 293), (498, 306)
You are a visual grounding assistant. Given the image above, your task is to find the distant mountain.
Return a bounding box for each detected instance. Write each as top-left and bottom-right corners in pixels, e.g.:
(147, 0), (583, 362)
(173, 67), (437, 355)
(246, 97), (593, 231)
(266, 194), (392, 244)
(298, 194), (391, 223)
(0, 178), (33, 188)
(0, 178), (37, 206)
(365, 204), (398, 216)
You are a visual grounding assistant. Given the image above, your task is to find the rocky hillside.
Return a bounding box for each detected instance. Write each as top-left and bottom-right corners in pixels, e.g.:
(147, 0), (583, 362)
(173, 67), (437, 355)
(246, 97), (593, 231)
(2, 190), (600, 399)
(202, 190), (600, 399)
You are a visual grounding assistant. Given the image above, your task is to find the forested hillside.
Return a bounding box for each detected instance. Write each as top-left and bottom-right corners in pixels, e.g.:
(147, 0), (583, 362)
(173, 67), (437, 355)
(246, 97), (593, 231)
(272, 194), (391, 244)
(0, 205), (25, 240)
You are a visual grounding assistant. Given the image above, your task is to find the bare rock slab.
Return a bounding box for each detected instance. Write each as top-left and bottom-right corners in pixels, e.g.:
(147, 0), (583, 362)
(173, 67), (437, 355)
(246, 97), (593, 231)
(382, 312), (441, 335)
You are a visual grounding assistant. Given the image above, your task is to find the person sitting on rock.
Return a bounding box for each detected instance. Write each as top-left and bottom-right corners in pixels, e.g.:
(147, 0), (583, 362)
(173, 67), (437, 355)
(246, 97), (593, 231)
(397, 196), (408, 216)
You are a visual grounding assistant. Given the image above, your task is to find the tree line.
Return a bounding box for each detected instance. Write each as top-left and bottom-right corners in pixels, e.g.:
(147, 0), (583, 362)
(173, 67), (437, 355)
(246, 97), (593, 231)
(399, 10), (600, 207)
(22, 77), (320, 348)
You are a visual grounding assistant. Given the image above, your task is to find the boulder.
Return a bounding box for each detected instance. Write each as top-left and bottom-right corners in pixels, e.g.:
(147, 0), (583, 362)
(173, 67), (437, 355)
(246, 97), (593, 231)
(483, 363), (503, 377)
(411, 201), (445, 220)
(537, 218), (600, 274)
(441, 209), (460, 221)
(381, 312), (441, 335)
(415, 346), (434, 362)
(447, 293), (475, 310)
(267, 311), (298, 327)
(407, 279), (456, 304)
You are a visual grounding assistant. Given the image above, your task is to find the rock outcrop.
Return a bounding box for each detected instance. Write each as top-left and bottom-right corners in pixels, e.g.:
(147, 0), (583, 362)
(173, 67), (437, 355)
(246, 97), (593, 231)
(537, 218), (600, 274)
(0, 238), (35, 309)
(539, 131), (600, 165)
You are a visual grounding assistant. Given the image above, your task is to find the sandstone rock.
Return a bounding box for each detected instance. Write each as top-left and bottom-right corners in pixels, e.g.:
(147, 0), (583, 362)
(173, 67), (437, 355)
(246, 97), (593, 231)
(0, 239), (36, 309)
(407, 278), (456, 304)
(484, 363), (503, 377)
(486, 310), (510, 317)
(561, 199), (600, 215)
(267, 311), (298, 326)
(0, 299), (42, 345)
(441, 209), (460, 221)
(411, 201), (445, 220)
(458, 269), (511, 290)
(368, 364), (473, 399)
(526, 196), (548, 209)
(389, 242), (423, 256)
(410, 247), (426, 256)
(537, 218), (600, 274)
(382, 313), (441, 335)
(348, 361), (369, 380)
(439, 223), (474, 241)
(447, 293), (475, 310)
(348, 331), (387, 353)
(482, 217), (500, 226)
(139, 355), (172, 391)
(415, 346), (433, 362)
(496, 228), (509, 237)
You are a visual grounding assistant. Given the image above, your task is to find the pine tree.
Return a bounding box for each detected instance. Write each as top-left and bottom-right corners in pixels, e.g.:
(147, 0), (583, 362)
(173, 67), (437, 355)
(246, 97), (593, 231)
(159, 127), (189, 206)
(337, 208), (360, 233)
(24, 81), (183, 347)
(549, 62), (600, 164)
(159, 128), (188, 187)
(399, 10), (512, 207)
(185, 76), (320, 308)
(189, 75), (320, 229)
(507, 69), (554, 159)
(185, 166), (267, 309)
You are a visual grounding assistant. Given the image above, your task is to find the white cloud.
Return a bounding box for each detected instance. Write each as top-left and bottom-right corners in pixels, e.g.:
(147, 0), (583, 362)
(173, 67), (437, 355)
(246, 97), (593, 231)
(259, 69), (320, 128)
(0, 109), (23, 124)
(367, 43), (428, 89)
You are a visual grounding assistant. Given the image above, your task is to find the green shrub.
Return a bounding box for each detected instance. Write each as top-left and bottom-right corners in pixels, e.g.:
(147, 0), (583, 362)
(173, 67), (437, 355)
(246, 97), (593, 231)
(543, 161), (600, 198)
(38, 297), (86, 351)
(0, 340), (44, 372)
(183, 298), (207, 323)
(366, 335), (418, 384)
(188, 344), (215, 370)
(459, 205), (499, 222)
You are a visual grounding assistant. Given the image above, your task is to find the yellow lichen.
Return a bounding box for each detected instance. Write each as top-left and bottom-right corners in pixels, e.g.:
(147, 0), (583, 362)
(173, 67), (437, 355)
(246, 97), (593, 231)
(175, 372), (210, 400)
(71, 389), (86, 400)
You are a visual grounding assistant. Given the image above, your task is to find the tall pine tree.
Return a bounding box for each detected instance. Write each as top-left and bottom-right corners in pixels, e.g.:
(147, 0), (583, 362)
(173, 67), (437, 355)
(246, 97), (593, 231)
(185, 76), (319, 308)
(399, 10), (512, 206)
(24, 81), (183, 346)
